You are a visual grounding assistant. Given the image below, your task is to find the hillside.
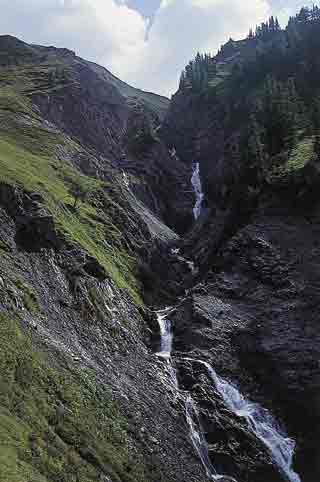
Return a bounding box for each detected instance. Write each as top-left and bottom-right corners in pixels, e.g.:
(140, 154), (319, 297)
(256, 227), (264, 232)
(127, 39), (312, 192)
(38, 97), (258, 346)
(0, 34), (200, 482)
(162, 6), (320, 482)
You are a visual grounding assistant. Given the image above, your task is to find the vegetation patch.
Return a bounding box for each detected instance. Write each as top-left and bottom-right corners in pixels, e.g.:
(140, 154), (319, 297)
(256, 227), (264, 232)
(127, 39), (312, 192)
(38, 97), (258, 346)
(88, 287), (108, 322)
(284, 138), (316, 172)
(0, 238), (11, 252)
(14, 279), (39, 314)
(271, 138), (316, 179)
(0, 135), (142, 304)
(0, 313), (147, 482)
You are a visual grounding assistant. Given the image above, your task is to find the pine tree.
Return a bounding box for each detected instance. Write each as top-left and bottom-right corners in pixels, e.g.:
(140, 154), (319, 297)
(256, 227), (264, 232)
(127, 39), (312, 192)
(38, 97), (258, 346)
(180, 52), (216, 92)
(269, 16), (275, 32)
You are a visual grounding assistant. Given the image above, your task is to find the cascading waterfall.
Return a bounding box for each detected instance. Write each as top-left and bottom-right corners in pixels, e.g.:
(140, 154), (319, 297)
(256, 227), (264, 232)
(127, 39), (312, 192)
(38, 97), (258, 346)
(157, 309), (173, 359)
(156, 309), (178, 387)
(187, 358), (301, 482)
(156, 311), (236, 482)
(191, 162), (204, 220)
(185, 397), (238, 482)
(185, 396), (218, 480)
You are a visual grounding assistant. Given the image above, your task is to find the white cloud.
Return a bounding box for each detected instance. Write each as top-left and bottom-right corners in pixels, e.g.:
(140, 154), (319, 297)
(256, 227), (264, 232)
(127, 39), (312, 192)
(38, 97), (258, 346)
(131, 0), (271, 95)
(0, 0), (309, 96)
(0, 0), (149, 80)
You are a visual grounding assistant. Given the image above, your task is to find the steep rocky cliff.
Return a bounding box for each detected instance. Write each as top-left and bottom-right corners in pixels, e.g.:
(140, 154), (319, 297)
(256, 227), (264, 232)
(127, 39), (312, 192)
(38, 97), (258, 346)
(160, 8), (320, 482)
(0, 35), (202, 482)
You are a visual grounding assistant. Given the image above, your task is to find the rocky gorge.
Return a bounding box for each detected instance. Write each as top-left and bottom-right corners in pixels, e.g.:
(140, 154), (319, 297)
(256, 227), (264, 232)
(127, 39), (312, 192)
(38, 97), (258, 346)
(1, 7), (320, 482)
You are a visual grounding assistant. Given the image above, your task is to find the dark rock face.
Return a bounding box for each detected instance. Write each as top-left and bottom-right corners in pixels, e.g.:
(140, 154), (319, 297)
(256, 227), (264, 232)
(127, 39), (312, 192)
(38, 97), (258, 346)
(0, 190), (206, 482)
(177, 358), (283, 482)
(26, 44), (194, 236)
(120, 101), (194, 234)
(0, 183), (62, 251)
(158, 31), (320, 480)
(162, 90), (242, 211)
(166, 200), (320, 481)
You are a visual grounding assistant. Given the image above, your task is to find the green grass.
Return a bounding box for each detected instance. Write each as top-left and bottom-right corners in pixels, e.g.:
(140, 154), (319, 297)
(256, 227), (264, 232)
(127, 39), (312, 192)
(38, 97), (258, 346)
(0, 314), (147, 482)
(0, 59), (142, 303)
(0, 87), (34, 115)
(14, 279), (39, 314)
(271, 138), (316, 179)
(0, 135), (142, 304)
(285, 138), (315, 172)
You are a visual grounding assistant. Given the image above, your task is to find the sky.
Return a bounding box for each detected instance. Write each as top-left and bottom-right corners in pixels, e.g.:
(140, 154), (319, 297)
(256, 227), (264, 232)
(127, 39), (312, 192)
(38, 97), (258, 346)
(0, 0), (315, 97)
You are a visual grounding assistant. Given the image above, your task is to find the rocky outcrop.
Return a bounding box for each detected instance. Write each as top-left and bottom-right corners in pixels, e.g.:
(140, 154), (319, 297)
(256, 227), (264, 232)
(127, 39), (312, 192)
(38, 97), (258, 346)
(120, 101), (194, 234)
(167, 187), (320, 481)
(0, 183), (62, 251)
(0, 181), (207, 482)
(3, 35), (194, 235)
(177, 358), (283, 482)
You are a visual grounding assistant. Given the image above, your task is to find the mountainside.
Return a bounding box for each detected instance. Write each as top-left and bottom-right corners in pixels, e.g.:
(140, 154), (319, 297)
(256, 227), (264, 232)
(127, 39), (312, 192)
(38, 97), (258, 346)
(162, 6), (320, 482)
(1, 6), (320, 482)
(0, 34), (201, 482)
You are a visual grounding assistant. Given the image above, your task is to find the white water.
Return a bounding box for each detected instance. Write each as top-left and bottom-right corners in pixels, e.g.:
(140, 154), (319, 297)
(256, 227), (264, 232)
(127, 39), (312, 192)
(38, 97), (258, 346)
(156, 307), (301, 482)
(191, 162), (204, 220)
(185, 396), (218, 479)
(156, 311), (236, 481)
(185, 396), (238, 482)
(190, 359), (301, 482)
(156, 309), (178, 387)
(122, 170), (130, 188)
(156, 309), (174, 360)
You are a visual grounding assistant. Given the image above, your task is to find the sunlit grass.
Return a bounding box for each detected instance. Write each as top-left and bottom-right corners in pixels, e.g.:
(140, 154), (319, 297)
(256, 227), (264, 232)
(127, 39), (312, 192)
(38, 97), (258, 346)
(0, 135), (142, 304)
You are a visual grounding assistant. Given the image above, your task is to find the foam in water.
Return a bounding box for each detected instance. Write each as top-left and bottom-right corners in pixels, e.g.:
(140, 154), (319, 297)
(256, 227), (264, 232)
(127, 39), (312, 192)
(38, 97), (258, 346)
(194, 359), (301, 482)
(185, 396), (218, 480)
(156, 309), (178, 387)
(156, 311), (301, 481)
(156, 312), (236, 481)
(191, 162), (204, 220)
(156, 309), (173, 359)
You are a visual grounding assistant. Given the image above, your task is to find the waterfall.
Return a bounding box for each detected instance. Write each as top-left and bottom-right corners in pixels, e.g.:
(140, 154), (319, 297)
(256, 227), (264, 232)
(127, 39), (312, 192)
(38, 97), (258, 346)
(188, 359), (301, 482)
(156, 309), (174, 360)
(191, 162), (204, 220)
(156, 309), (177, 387)
(122, 170), (130, 188)
(185, 397), (238, 482)
(185, 396), (218, 479)
(156, 308), (301, 482)
(156, 311), (236, 481)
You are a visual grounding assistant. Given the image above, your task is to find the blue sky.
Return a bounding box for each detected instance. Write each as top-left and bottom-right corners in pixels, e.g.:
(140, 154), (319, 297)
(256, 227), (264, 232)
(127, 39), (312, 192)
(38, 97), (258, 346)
(0, 0), (315, 96)
(127, 0), (311, 19)
(126, 0), (160, 17)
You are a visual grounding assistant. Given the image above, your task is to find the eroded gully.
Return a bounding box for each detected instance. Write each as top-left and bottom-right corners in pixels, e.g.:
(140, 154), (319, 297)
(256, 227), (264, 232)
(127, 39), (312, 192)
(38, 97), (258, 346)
(153, 161), (301, 481)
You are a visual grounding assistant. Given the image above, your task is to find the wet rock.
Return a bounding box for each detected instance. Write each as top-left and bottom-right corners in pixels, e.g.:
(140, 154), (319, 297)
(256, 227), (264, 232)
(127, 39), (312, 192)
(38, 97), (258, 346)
(83, 256), (107, 281)
(0, 183), (62, 251)
(15, 213), (61, 251)
(176, 358), (283, 482)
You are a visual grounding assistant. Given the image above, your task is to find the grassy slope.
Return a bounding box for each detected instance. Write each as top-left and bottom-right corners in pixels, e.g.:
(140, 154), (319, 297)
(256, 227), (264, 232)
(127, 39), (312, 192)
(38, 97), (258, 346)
(0, 52), (148, 481)
(87, 61), (170, 120)
(0, 314), (147, 482)
(0, 62), (142, 304)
